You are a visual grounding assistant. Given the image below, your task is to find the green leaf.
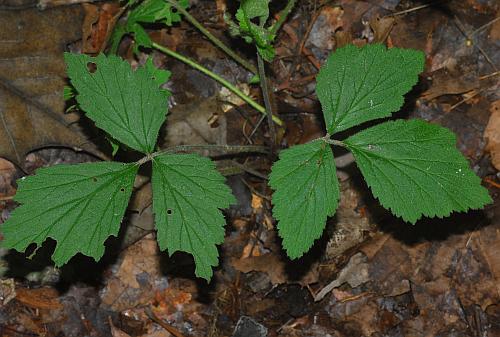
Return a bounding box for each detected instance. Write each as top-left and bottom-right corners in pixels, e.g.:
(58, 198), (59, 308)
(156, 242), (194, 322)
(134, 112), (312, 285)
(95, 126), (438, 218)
(234, 0), (275, 62)
(121, 0), (189, 52)
(269, 141), (340, 259)
(128, 0), (188, 26)
(316, 44), (425, 134)
(152, 153), (236, 280)
(240, 0), (270, 23)
(144, 57), (171, 89)
(64, 53), (169, 154)
(63, 85), (75, 101)
(344, 119), (492, 223)
(1, 162), (138, 265)
(109, 22), (127, 54)
(130, 22), (152, 49)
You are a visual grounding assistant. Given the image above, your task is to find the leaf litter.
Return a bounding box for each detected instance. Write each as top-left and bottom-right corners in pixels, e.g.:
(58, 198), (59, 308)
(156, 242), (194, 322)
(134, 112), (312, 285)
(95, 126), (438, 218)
(0, 0), (499, 336)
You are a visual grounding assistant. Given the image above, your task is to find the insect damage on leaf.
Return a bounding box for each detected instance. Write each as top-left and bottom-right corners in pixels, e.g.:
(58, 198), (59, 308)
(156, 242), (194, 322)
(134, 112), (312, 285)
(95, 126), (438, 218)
(152, 153), (236, 280)
(65, 53), (169, 154)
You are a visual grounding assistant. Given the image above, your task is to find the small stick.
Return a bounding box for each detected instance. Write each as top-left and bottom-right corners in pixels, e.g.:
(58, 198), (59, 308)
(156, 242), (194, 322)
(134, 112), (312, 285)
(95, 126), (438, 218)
(145, 308), (185, 337)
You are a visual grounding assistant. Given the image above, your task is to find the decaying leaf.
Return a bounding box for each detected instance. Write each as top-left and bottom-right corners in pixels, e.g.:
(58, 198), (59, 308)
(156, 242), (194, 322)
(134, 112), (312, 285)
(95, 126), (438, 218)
(0, 6), (102, 168)
(484, 100), (500, 170)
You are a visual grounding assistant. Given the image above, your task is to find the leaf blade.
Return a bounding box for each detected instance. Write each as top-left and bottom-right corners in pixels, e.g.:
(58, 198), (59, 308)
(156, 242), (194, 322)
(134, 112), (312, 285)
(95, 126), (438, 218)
(64, 53), (169, 153)
(269, 141), (340, 258)
(316, 44), (425, 134)
(152, 154), (236, 280)
(344, 119), (492, 223)
(1, 162), (138, 265)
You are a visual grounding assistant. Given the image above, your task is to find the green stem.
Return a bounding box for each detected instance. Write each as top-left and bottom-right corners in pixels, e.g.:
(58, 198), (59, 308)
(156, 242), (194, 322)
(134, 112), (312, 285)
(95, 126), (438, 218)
(166, 0), (257, 75)
(151, 42), (283, 126)
(136, 144), (269, 165)
(269, 0), (297, 37)
(321, 134), (346, 147)
(257, 52), (277, 146)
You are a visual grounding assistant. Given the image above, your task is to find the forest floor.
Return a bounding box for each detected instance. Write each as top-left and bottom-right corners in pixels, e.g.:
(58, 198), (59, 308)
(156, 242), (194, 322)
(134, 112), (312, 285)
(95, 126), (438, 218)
(0, 0), (499, 336)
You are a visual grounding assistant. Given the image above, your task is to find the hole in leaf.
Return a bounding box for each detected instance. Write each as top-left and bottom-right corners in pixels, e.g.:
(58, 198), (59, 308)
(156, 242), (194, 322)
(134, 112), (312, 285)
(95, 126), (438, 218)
(92, 177), (97, 182)
(167, 209), (172, 215)
(86, 62), (97, 73)
(120, 187), (125, 192)
(171, 7), (177, 13)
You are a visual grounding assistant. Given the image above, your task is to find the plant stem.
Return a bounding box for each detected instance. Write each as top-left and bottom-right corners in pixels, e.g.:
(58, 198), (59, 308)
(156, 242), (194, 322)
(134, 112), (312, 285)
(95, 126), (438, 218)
(151, 42), (283, 126)
(156, 144), (269, 156)
(137, 144), (269, 165)
(166, 0), (257, 75)
(269, 0), (297, 37)
(257, 52), (277, 147)
(321, 134), (346, 147)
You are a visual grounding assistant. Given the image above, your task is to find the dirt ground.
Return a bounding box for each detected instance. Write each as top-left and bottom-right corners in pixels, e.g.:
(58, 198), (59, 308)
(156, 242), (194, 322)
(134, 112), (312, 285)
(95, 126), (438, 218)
(0, 0), (499, 336)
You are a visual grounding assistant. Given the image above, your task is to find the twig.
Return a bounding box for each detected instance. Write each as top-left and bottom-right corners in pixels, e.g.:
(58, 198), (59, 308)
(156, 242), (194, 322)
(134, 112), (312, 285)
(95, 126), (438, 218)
(484, 177), (500, 189)
(471, 16), (500, 36)
(269, 0), (297, 37)
(145, 307), (185, 337)
(257, 53), (277, 148)
(448, 88), (485, 112)
(151, 42), (283, 126)
(384, 2), (433, 17)
(0, 196), (14, 201)
(165, 0), (257, 75)
(453, 16), (498, 71)
(320, 134), (346, 147)
(478, 70), (500, 80)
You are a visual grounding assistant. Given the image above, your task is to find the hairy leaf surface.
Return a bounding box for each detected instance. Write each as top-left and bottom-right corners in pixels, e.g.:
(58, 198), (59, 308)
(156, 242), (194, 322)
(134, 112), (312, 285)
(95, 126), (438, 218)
(345, 119), (492, 223)
(316, 44), (424, 134)
(269, 141), (340, 258)
(152, 154), (236, 280)
(121, 0), (189, 49)
(233, 0), (275, 61)
(2, 162), (137, 265)
(65, 53), (169, 153)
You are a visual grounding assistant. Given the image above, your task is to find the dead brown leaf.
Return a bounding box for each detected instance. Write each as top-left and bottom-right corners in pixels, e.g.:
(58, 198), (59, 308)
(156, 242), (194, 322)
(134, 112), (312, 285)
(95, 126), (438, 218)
(370, 17), (395, 43)
(0, 6), (103, 168)
(484, 99), (500, 170)
(422, 68), (480, 101)
(15, 287), (63, 310)
(232, 253), (319, 286)
(82, 3), (121, 54)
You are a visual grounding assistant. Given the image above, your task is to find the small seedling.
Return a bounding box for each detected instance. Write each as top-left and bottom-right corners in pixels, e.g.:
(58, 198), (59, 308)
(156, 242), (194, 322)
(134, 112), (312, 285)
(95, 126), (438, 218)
(0, 42), (491, 280)
(1, 54), (235, 280)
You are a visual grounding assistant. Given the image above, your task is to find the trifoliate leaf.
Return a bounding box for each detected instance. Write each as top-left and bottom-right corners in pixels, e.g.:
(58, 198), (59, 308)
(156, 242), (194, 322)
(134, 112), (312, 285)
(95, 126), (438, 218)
(152, 154), (236, 280)
(269, 141), (340, 259)
(316, 44), (425, 134)
(344, 119), (492, 223)
(64, 53), (169, 154)
(1, 162), (138, 265)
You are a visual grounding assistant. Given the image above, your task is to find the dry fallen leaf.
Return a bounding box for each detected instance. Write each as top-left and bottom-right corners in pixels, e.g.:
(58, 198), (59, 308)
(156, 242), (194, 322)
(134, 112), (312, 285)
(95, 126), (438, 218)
(0, 5), (102, 168)
(484, 100), (500, 170)
(15, 287), (63, 310)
